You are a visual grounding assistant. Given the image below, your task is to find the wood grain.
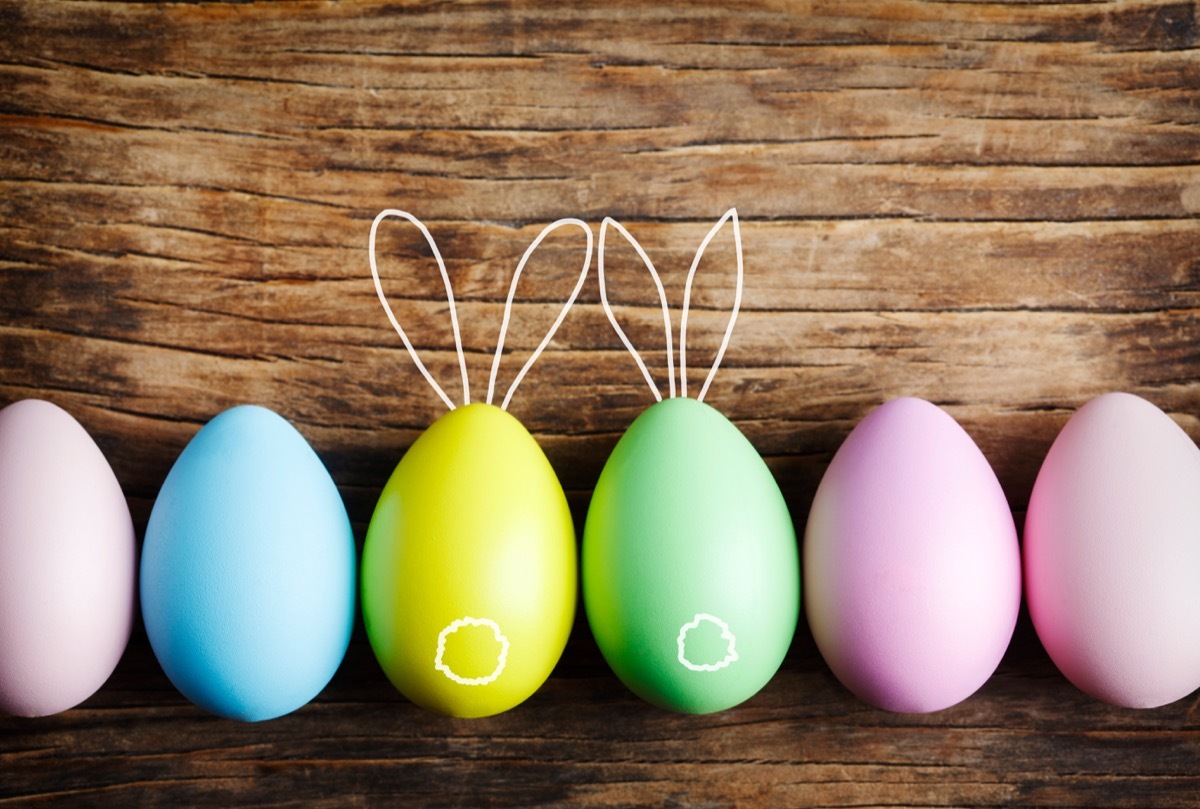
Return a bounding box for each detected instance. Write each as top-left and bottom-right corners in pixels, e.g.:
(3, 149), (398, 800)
(2, 1), (1199, 806)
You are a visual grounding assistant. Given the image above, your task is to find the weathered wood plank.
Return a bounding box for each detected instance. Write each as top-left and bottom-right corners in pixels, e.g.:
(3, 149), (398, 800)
(5, 127), (1197, 221)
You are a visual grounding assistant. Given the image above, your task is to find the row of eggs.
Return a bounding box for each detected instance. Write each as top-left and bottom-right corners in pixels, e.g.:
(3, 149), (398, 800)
(1, 391), (1198, 721)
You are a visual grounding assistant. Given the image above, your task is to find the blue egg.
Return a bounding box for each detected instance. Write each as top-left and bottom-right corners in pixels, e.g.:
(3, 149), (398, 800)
(140, 405), (356, 721)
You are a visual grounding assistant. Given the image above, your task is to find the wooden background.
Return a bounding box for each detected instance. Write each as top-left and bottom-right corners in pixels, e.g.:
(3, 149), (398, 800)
(3, 1), (1200, 805)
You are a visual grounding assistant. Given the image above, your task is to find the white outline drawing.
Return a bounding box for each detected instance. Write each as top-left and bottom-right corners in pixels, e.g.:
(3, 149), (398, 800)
(434, 616), (510, 686)
(677, 613), (739, 672)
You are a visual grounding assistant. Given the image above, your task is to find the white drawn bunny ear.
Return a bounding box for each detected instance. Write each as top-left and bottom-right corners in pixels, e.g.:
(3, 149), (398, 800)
(369, 209), (470, 411)
(680, 208), (743, 402)
(597, 216), (676, 402)
(371, 209), (593, 412)
(487, 218), (593, 411)
(598, 209), (744, 404)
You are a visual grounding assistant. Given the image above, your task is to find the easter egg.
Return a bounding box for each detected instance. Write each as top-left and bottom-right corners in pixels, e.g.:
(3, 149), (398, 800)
(1025, 392), (1200, 708)
(583, 396), (799, 714)
(361, 403), (576, 718)
(804, 397), (1020, 713)
(140, 405), (356, 721)
(0, 399), (136, 717)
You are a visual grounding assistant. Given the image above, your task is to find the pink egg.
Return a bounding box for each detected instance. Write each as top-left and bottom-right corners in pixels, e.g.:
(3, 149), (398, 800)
(804, 397), (1021, 712)
(1025, 392), (1200, 708)
(0, 400), (137, 716)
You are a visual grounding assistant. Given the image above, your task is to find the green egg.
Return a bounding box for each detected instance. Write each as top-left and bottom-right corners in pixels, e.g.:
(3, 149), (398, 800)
(582, 397), (799, 714)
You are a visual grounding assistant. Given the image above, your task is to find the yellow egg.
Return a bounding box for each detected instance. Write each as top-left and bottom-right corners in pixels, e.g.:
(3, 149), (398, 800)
(361, 403), (576, 717)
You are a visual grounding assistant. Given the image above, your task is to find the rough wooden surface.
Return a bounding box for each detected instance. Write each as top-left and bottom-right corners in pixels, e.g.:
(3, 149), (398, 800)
(2, 1), (1199, 806)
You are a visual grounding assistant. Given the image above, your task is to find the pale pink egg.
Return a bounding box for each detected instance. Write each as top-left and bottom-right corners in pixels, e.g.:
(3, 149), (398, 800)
(804, 397), (1021, 712)
(0, 400), (137, 716)
(1025, 392), (1200, 708)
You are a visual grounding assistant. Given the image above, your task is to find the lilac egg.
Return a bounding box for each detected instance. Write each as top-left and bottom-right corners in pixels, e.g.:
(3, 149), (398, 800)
(804, 398), (1021, 712)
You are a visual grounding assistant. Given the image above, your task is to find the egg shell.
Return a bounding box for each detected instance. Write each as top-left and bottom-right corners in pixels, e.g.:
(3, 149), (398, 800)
(140, 405), (356, 721)
(803, 397), (1021, 713)
(0, 400), (136, 717)
(583, 397), (799, 714)
(361, 403), (576, 718)
(1024, 392), (1200, 708)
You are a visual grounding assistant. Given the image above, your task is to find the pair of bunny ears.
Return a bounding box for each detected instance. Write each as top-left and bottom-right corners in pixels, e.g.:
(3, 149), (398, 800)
(368, 209), (744, 412)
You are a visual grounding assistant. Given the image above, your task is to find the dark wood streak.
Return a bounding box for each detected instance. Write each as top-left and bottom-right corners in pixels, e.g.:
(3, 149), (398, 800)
(3, 1), (1200, 806)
